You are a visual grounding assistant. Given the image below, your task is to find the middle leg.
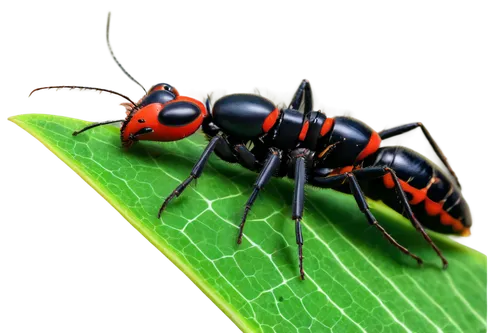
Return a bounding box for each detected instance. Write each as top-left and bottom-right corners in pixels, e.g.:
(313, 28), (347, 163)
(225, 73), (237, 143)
(291, 155), (307, 280)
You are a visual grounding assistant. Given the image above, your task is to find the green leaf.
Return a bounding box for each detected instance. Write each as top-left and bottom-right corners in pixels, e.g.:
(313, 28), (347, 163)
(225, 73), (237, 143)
(10, 114), (486, 333)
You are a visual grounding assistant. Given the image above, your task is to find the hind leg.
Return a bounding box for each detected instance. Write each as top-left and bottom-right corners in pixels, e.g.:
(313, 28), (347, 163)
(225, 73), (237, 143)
(312, 170), (424, 266)
(361, 167), (448, 268)
(379, 122), (461, 188)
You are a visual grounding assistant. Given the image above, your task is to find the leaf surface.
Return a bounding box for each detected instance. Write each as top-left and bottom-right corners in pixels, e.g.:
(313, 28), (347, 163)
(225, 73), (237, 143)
(10, 114), (487, 333)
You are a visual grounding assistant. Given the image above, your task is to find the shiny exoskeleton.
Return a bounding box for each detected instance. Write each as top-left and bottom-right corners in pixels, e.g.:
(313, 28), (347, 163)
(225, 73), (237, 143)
(44, 83), (470, 281)
(158, 79), (471, 279)
(31, 13), (471, 280)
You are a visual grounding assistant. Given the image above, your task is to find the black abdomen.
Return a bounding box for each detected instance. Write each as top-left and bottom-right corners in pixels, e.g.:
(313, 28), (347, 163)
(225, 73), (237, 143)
(363, 146), (472, 235)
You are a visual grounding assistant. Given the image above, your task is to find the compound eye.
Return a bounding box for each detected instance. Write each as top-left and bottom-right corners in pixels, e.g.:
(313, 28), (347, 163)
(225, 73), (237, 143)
(158, 101), (201, 126)
(140, 90), (176, 107)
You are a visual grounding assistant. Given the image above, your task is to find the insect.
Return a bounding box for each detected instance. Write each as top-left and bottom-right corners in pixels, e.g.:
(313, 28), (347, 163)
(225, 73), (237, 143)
(30, 14), (471, 280)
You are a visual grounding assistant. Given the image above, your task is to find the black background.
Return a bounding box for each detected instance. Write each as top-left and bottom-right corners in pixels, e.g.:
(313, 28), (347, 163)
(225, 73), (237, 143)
(7, 6), (495, 332)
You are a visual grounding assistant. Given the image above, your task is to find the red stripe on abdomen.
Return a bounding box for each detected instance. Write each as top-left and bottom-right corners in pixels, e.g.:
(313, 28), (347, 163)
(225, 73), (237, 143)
(382, 173), (464, 232)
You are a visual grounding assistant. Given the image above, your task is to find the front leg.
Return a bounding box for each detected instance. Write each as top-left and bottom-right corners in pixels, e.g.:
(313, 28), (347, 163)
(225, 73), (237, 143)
(213, 135), (260, 171)
(204, 94), (261, 169)
(158, 135), (221, 217)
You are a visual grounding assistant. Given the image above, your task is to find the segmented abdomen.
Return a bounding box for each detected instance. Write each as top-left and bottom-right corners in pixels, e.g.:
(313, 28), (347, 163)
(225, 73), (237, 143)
(363, 146), (472, 235)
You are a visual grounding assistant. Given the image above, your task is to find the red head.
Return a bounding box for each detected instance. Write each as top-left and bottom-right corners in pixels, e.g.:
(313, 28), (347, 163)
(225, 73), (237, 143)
(29, 83), (207, 148)
(120, 83), (207, 147)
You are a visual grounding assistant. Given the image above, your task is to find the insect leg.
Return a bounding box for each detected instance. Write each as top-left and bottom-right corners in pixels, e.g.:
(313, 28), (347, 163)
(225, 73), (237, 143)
(372, 167), (448, 268)
(233, 143), (257, 171)
(213, 136), (238, 163)
(237, 149), (281, 244)
(289, 79), (313, 114)
(292, 156), (307, 280)
(378, 122), (461, 188)
(290, 78), (312, 113)
(313, 172), (423, 265)
(211, 134), (259, 169)
(157, 135), (221, 218)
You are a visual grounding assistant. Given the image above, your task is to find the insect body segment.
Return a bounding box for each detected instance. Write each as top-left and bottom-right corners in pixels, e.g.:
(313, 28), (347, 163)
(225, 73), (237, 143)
(314, 116), (382, 167)
(362, 147), (472, 236)
(212, 94), (279, 138)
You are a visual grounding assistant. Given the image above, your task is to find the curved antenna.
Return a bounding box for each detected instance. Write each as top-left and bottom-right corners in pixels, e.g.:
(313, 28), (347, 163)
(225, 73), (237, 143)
(104, 9), (148, 94)
(27, 83), (137, 106)
(73, 120), (123, 136)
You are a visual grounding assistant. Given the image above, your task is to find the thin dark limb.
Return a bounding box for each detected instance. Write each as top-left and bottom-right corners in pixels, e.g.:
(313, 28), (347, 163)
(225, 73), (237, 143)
(292, 157), (307, 280)
(379, 122), (461, 188)
(381, 167), (448, 268)
(213, 135), (238, 163)
(314, 166), (447, 267)
(157, 135), (221, 218)
(289, 79), (313, 115)
(72, 120), (123, 136)
(26, 83), (137, 106)
(104, 9), (148, 94)
(233, 143), (257, 171)
(237, 150), (281, 244)
(315, 171), (423, 266)
(211, 135), (259, 169)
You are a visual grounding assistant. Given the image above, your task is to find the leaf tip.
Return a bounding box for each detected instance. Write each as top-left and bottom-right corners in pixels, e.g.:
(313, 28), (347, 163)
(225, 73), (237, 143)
(3, 112), (20, 123)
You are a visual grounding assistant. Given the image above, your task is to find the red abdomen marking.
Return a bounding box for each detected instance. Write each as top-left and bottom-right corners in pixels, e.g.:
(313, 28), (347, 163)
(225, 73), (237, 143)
(424, 199), (444, 216)
(382, 173), (465, 232)
(440, 211), (464, 232)
(382, 173), (426, 204)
